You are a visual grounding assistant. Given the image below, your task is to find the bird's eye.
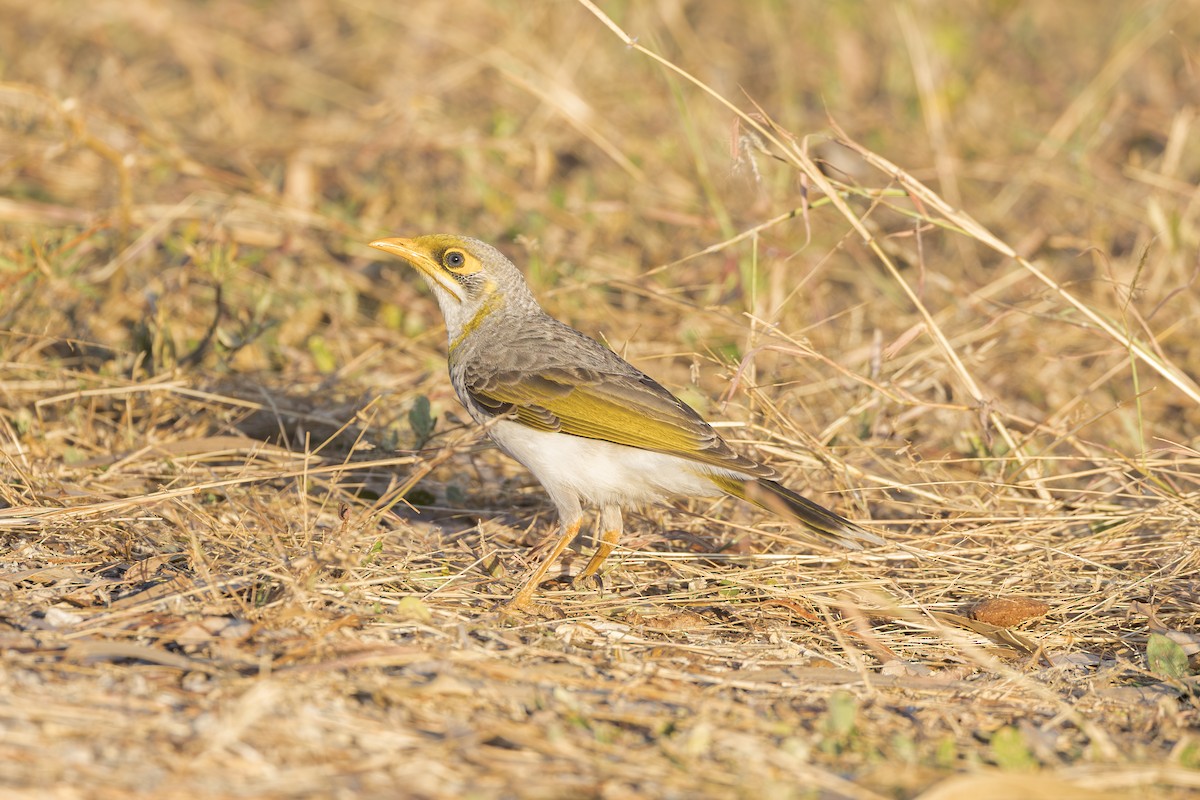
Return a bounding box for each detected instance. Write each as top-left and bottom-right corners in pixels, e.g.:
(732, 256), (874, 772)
(444, 250), (466, 270)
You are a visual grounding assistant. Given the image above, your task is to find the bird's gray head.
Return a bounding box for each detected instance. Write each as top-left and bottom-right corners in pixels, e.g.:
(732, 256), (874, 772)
(369, 233), (537, 341)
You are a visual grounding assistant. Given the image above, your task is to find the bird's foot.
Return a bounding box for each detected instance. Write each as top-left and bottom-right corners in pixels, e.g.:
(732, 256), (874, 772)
(570, 573), (603, 592)
(499, 593), (564, 619)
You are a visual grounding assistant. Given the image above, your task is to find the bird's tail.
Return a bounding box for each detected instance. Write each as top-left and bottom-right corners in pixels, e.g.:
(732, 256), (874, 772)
(713, 475), (883, 550)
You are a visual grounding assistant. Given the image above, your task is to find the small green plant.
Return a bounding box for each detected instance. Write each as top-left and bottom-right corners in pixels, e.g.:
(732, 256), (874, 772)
(360, 539), (384, 566)
(408, 395), (437, 448)
(1147, 633), (1191, 682)
(1178, 739), (1200, 769)
(819, 691), (858, 754)
(307, 334), (337, 373)
(990, 726), (1037, 771)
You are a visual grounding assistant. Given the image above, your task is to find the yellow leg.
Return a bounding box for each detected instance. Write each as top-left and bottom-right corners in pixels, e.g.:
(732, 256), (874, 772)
(575, 528), (620, 586)
(506, 518), (582, 612)
(574, 504), (623, 588)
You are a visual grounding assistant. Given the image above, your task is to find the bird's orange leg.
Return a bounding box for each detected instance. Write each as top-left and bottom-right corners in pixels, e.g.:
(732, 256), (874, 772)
(575, 504), (623, 588)
(506, 518), (582, 612)
(575, 528), (620, 586)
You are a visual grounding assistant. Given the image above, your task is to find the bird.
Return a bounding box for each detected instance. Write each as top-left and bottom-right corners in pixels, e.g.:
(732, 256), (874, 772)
(369, 234), (880, 611)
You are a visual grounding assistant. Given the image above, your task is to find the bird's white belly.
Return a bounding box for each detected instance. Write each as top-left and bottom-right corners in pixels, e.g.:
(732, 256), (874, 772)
(488, 420), (737, 509)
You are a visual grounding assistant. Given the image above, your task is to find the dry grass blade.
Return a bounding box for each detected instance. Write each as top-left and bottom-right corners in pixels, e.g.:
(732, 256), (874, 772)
(828, 122), (1200, 409)
(576, 0), (1055, 498)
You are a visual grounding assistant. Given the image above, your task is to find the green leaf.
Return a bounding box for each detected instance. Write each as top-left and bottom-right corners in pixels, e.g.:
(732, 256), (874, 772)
(408, 395), (436, 446)
(307, 335), (336, 373)
(360, 539), (384, 566)
(396, 595), (433, 623)
(1147, 632), (1190, 681)
(935, 735), (958, 768)
(824, 691), (857, 739)
(990, 726), (1036, 771)
(1179, 740), (1200, 769)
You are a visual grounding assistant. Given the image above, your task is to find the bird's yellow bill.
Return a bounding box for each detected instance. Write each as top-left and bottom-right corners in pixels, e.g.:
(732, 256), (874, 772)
(369, 236), (463, 300)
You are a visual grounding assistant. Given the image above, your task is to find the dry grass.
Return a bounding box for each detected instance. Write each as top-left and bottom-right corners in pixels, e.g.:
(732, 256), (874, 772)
(2, 1), (1200, 797)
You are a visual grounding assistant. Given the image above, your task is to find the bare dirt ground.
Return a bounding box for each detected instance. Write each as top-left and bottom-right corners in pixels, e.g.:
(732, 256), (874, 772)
(2, 2), (1199, 797)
